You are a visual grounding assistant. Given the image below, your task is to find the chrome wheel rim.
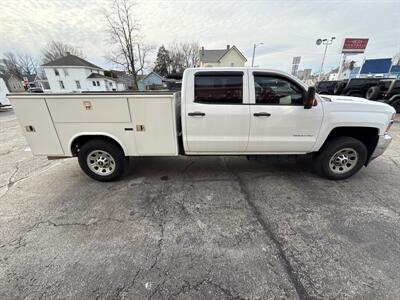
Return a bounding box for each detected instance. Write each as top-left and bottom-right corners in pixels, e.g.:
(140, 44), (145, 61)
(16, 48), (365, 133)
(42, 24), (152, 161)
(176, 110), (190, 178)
(329, 148), (358, 174)
(87, 150), (115, 176)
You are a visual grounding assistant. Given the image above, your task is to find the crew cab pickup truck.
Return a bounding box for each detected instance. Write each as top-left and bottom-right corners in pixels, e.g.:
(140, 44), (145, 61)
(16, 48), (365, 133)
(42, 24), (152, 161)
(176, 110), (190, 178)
(8, 68), (396, 181)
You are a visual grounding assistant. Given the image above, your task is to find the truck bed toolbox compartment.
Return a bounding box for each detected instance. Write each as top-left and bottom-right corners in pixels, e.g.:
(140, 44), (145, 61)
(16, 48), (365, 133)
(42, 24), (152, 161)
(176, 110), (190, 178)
(10, 97), (64, 155)
(45, 96), (131, 123)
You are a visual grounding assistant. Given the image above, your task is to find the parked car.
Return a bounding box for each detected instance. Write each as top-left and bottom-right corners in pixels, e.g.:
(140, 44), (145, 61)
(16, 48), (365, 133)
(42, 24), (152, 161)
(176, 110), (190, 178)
(341, 78), (380, 98)
(316, 80), (336, 94)
(8, 68), (395, 181)
(364, 78), (400, 112)
(163, 73), (183, 91)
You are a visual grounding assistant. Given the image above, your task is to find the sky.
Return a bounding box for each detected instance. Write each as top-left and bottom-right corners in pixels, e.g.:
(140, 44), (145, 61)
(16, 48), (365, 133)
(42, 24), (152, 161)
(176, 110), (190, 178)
(1, 0), (399, 74)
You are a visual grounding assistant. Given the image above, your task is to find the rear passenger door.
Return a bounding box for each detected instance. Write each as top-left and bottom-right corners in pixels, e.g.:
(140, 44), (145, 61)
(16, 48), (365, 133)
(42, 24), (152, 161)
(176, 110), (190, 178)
(184, 71), (250, 152)
(247, 72), (323, 152)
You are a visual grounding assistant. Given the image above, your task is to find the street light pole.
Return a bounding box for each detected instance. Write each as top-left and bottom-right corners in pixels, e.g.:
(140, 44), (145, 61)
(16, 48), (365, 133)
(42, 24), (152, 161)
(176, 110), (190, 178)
(251, 42), (263, 67)
(316, 37), (335, 81)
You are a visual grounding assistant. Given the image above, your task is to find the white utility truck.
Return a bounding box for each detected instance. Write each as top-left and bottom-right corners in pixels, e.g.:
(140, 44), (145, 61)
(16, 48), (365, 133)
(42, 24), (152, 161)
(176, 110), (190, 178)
(8, 68), (396, 181)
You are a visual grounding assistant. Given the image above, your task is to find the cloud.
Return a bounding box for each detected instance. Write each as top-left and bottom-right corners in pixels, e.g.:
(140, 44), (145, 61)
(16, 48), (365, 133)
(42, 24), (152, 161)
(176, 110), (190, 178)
(1, 0), (399, 73)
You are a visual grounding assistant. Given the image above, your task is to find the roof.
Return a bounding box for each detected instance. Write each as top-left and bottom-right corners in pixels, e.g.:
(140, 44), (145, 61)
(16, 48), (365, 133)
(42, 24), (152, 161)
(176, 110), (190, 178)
(200, 49), (229, 62)
(42, 54), (102, 69)
(87, 73), (117, 81)
(360, 58), (392, 74)
(140, 71), (164, 82)
(200, 46), (247, 63)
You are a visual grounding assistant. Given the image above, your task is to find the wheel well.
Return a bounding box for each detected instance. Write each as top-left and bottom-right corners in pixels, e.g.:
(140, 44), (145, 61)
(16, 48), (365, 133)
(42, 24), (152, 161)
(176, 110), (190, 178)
(70, 135), (125, 157)
(324, 127), (379, 161)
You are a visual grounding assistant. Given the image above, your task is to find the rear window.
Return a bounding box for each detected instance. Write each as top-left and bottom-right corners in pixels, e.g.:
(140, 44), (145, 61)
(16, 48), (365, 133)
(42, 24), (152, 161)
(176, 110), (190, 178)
(194, 72), (243, 104)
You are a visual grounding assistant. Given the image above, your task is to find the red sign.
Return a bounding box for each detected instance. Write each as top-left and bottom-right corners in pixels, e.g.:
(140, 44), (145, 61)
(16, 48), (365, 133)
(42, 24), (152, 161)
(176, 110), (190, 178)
(342, 38), (369, 54)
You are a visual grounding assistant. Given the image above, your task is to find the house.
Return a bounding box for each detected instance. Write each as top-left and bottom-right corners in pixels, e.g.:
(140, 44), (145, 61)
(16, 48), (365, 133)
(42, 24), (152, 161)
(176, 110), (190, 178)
(137, 71), (164, 91)
(42, 52), (121, 93)
(109, 70), (134, 90)
(0, 77), (11, 106)
(35, 71), (51, 92)
(199, 45), (247, 67)
(0, 74), (24, 92)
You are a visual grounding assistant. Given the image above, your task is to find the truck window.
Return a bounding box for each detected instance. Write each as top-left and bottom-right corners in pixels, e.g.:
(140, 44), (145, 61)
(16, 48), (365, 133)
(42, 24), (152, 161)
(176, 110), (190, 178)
(254, 74), (303, 105)
(194, 72), (243, 104)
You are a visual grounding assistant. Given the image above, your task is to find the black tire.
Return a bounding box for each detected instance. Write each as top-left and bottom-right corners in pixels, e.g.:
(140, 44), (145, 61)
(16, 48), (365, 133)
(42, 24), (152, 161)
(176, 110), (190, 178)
(78, 139), (127, 182)
(366, 86), (381, 100)
(390, 99), (400, 113)
(314, 137), (368, 180)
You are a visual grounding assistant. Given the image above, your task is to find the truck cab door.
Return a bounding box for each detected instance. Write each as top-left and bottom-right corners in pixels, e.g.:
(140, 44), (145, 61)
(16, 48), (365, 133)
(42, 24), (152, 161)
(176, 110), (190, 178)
(247, 71), (323, 152)
(183, 71), (250, 153)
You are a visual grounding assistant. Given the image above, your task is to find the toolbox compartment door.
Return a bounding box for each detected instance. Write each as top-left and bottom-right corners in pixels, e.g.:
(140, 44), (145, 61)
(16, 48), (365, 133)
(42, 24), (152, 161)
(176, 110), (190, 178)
(128, 96), (178, 155)
(46, 97), (131, 123)
(10, 97), (64, 155)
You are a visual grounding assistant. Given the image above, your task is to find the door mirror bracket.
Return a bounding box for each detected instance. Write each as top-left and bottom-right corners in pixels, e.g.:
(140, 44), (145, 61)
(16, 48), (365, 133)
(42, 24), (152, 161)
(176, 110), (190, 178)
(304, 86), (316, 109)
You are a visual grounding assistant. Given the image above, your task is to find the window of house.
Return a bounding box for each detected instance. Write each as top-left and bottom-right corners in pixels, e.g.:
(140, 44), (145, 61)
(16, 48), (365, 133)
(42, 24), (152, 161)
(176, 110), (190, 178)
(253, 73), (304, 105)
(75, 80), (81, 89)
(59, 81), (65, 89)
(194, 72), (243, 104)
(64, 69), (69, 76)
(54, 69), (59, 76)
(92, 81), (96, 86)
(96, 81), (100, 86)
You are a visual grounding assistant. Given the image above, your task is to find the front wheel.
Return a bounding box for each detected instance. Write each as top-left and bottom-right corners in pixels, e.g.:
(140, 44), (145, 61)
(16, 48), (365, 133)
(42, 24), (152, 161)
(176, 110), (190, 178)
(78, 139), (127, 181)
(314, 137), (367, 180)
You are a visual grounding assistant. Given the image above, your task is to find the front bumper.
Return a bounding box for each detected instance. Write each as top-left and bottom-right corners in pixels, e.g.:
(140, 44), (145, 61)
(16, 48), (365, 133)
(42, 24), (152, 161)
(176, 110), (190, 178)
(369, 133), (392, 162)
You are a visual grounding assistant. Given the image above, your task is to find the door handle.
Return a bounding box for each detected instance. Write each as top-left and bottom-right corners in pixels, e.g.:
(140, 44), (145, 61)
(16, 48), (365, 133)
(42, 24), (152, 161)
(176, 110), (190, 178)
(253, 112), (271, 117)
(188, 111), (206, 117)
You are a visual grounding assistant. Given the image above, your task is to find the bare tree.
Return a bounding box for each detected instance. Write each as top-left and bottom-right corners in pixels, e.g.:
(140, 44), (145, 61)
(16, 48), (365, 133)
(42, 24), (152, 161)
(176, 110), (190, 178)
(0, 52), (21, 77)
(1, 52), (38, 77)
(168, 42), (200, 72)
(17, 54), (38, 75)
(41, 41), (84, 64)
(105, 0), (153, 89)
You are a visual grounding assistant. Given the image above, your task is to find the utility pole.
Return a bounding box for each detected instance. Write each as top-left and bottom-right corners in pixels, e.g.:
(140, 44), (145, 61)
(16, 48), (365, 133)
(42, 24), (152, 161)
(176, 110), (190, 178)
(251, 42), (264, 67)
(316, 37), (336, 81)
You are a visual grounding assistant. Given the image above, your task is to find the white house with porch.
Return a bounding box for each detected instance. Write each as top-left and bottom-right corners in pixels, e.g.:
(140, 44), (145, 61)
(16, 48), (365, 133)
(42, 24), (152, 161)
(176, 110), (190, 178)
(42, 53), (121, 93)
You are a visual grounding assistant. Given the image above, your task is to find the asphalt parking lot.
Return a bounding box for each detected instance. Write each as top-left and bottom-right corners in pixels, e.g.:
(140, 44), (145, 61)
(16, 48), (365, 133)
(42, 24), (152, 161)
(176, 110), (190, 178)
(1, 109), (400, 300)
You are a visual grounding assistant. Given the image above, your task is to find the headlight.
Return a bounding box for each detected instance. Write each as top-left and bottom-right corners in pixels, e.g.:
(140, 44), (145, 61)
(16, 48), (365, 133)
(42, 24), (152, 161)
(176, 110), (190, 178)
(385, 113), (396, 133)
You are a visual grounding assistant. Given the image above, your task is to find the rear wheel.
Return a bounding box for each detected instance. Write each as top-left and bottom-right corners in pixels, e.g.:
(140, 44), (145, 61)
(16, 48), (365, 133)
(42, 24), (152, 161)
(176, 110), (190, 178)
(366, 86), (381, 100)
(314, 137), (367, 180)
(78, 139), (127, 181)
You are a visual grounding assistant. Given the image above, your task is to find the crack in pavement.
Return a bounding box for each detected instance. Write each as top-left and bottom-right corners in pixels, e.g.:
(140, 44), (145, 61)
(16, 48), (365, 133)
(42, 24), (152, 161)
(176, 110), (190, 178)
(112, 268), (142, 299)
(0, 161), (54, 197)
(0, 217), (125, 250)
(222, 157), (313, 300)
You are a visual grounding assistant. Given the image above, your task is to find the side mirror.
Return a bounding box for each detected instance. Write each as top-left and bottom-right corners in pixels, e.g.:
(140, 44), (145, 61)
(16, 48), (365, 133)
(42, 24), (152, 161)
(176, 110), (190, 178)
(304, 86), (316, 109)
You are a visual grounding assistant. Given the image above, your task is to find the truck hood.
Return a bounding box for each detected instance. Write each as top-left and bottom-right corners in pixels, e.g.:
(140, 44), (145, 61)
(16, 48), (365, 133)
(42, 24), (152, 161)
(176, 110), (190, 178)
(320, 95), (395, 114)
